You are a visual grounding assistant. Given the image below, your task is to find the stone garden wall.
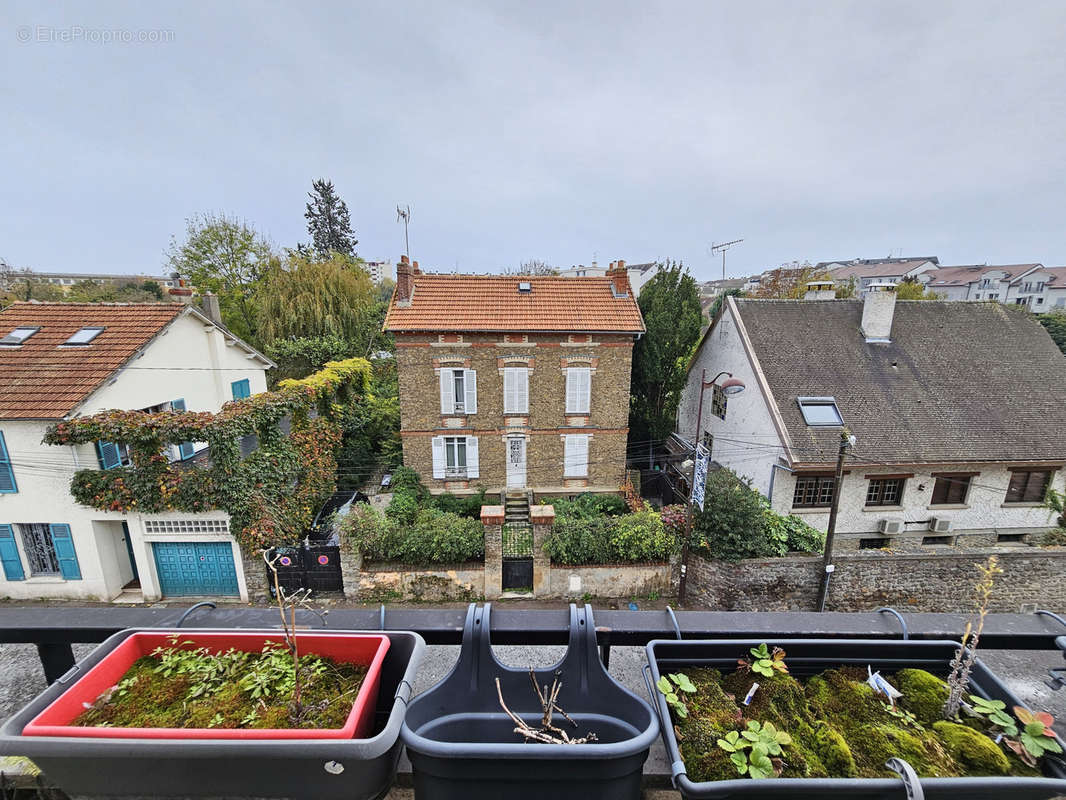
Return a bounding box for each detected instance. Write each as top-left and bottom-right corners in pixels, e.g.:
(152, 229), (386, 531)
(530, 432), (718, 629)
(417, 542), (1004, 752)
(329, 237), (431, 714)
(688, 546), (1066, 613)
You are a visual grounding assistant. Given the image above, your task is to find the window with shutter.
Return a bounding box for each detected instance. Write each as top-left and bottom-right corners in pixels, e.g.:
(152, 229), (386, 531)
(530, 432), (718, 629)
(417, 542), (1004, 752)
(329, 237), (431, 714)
(439, 369), (455, 414)
(0, 525), (24, 581)
(49, 524), (81, 580)
(231, 379), (251, 400)
(931, 474), (973, 505)
(431, 436), (446, 479)
(504, 368), (528, 414)
(0, 431), (16, 493)
(464, 369), (477, 414)
(565, 367), (591, 414)
(1005, 470), (1052, 503)
(564, 434), (589, 477)
(171, 399), (195, 460)
(466, 436), (480, 478)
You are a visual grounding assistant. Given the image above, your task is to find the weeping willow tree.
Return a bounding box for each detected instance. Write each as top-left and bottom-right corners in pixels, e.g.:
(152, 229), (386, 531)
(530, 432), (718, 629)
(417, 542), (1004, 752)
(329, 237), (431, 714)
(256, 253), (378, 353)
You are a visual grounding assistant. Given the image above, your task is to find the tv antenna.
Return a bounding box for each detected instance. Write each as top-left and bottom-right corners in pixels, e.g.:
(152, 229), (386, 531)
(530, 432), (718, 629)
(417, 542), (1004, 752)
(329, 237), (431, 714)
(710, 238), (744, 280)
(396, 204), (411, 259)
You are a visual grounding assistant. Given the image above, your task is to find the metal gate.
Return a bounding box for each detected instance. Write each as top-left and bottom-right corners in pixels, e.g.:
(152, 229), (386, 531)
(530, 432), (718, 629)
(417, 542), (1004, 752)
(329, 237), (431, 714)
(266, 544), (343, 595)
(501, 523), (533, 592)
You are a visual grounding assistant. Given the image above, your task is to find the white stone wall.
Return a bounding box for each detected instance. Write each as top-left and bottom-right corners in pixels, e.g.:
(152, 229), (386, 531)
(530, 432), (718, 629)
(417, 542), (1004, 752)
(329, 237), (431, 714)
(678, 299), (787, 497)
(771, 463), (1063, 535)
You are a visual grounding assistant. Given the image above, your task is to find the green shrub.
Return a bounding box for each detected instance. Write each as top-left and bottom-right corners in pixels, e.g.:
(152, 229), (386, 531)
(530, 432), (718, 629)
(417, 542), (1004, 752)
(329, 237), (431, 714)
(693, 469), (783, 561)
(609, 510), (676, 562)
(389, 466), (429, 501)
(433, 489), (487, 519)
(341, 504), (483, 565)
(542, 492), (627, 519)
(385, 490), (420, 525)
(778, 513), (825, 553)
(542, 517), (613, 565)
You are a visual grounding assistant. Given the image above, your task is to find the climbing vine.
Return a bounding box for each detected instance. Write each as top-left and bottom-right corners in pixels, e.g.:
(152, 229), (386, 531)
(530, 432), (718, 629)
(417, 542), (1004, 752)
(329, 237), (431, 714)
(44, 358), (371, 550)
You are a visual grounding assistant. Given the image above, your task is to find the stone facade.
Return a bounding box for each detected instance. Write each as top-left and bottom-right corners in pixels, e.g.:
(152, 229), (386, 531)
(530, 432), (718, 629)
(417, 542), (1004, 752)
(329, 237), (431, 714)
(395, 331), (634, 495)
(689, 546), (1066, 613)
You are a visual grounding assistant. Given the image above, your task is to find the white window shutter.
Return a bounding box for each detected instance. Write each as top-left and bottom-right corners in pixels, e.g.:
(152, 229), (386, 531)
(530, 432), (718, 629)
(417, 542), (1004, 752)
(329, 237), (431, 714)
(566, 368), (577, 413)
(431, 436), (446, 479)
(503, 368), (516, 413)
(465, 369), (477, 414)
(439, 369), (454, 414)
(566, 367), (590, 413)
(466, 436), (479, 478)
(517, 368), (529, 413)
(579, 369), (590, 413)
(573, 435), (589, 476)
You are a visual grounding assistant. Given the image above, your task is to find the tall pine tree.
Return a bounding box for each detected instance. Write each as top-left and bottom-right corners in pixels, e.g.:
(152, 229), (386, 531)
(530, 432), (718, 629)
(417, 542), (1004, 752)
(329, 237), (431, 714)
(304, 179), (357, 258)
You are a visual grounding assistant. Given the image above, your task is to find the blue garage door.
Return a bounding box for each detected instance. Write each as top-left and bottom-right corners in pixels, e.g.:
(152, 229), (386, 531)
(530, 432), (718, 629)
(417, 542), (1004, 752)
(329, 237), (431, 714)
(152, 541), (239, 597)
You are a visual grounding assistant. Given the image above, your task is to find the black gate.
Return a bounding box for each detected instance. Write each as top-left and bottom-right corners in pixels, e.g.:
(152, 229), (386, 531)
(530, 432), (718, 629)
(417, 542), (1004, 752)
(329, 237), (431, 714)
(501, 524), (533, 592)
(267, 544), (343, 595)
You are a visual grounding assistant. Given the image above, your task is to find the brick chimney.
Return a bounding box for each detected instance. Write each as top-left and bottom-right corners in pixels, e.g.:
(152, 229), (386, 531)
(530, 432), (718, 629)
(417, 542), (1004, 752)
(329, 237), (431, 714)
(396, 255), (414, 306)
(200, 292), (222, 325)
(607, 259), (630, 297)
(861, 282), (897, 342)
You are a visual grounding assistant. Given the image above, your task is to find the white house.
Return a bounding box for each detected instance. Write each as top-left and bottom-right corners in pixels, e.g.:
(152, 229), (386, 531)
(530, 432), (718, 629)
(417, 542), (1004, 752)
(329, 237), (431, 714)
(0, 301), (272, 602)
(678, 288), (1066, 547)
(823, 257), (940, 295)
(559, 260), (660, 296)
(924, 264), (1044, 304)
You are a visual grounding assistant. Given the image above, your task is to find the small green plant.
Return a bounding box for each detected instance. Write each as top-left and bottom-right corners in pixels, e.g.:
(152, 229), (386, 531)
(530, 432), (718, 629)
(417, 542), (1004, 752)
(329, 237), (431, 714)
(656, 672), (696, 718)
(716, 720), (791, 779)
(742, 644), (788, 677)
(1004, 707), (1063, 766)
(968, 695), (1017, 736)
(884, 702), (924, 731)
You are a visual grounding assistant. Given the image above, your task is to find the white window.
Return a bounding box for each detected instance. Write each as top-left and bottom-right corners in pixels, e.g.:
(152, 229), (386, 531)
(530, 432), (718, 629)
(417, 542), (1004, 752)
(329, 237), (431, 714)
(439, 368), (477, 415)
(564, 434), (589, 477)
(797, 396), (844, 427)
(565, 367), (591, 414)
(431, 435), (479, 479)
(64, 327), (105, 345)
(0, 327), (40, 345)
(503, 367), (529, 414)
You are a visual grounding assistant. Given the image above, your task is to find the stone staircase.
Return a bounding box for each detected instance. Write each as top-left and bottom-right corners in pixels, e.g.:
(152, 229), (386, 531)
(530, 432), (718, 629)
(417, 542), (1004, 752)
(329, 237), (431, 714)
(503, 490), (530, 525)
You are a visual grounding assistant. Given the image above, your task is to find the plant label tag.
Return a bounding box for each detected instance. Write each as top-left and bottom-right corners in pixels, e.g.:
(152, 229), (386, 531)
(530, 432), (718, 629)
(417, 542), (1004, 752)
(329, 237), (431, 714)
(995, 734), (1003, 744)
(743, 682), (760, 705)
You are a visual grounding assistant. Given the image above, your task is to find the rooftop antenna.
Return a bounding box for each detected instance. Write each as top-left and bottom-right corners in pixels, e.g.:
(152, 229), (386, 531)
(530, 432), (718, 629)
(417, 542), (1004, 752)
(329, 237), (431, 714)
(710, 238), (744, 280)
(396, 204), (411, 260)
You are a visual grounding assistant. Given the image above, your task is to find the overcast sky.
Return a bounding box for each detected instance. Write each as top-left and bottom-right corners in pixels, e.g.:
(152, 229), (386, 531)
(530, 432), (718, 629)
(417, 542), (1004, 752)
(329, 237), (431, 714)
(3, 1), (1064, 281)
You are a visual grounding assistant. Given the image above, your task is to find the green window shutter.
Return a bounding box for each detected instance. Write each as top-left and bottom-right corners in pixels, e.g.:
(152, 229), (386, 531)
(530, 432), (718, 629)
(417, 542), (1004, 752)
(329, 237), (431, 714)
(0, 431), (17, 493)
(96, 441), (122, 470)
(231, 379), (251, 400)
(0, 524), (25, 581)
(48, 524), (81, 580)
(171, 399), (195, 460)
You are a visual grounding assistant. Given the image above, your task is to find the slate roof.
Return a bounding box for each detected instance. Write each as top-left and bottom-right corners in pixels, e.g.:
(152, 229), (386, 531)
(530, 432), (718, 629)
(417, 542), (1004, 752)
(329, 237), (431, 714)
(384, 274), (645, 333)
(0, 302), (184, 419)
(828, 260), (935, 280)
(733, 298), (1066, 466)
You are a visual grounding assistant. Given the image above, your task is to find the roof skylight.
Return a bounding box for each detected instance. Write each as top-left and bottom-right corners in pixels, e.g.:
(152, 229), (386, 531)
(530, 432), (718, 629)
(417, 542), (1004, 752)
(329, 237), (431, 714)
(797, 397), (844, 427)
(0, 327), (41, 345)
(64, 327), (105, 345)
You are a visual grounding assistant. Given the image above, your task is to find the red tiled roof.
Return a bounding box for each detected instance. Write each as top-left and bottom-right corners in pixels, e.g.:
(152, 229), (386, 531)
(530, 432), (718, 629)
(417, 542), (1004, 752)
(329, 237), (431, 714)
(383, 274), (645, 333)
(0, 302), (185, 419)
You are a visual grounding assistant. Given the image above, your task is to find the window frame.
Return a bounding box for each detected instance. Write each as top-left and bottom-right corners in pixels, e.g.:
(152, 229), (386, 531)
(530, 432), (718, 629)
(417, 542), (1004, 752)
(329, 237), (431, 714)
(563, 434), (590, 478)
(444, 436), (468, 478)
(1004, 469), (1053, 504)
(63, 327), (105, 346)
(0, 326), (41, 346)
(792, 474), (836, 509)
(930, 473), (974, 506)
(19, 523), (60, 577)
(565, 367), (591, 415)
(796, 397), (844, 427)
(503, 366), (529, 414)
(865, 477), (904, 507)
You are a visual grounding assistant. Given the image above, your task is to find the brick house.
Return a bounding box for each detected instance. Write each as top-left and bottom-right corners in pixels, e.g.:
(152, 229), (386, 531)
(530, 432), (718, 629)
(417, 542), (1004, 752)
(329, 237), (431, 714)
(383, 257), (644, 496)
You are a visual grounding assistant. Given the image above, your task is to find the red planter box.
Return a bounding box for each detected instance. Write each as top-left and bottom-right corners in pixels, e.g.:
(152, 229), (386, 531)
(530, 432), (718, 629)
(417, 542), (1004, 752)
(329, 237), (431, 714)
(23, 630), (390, 740)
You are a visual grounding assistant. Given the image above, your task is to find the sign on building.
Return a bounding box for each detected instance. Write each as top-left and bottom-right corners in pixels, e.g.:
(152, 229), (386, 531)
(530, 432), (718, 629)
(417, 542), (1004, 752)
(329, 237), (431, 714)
(690, 443), (710, 511)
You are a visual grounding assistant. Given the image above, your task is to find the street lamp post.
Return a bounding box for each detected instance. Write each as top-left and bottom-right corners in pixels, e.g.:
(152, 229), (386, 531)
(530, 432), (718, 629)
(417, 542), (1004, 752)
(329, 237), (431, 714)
(678, 371), (745, 606)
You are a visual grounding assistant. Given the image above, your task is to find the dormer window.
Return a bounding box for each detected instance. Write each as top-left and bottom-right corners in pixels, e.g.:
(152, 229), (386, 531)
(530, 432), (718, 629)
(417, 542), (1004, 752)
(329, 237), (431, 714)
(797, 397), (843, 427)
(64, 327), (105, 345)
(0, 327), (40, 345)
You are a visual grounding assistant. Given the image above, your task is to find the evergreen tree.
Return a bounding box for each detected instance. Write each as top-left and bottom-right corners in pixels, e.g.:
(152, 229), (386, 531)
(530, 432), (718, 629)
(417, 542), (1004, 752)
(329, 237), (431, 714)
(628, 261), (703, 444)
(304, 179), (357, 258)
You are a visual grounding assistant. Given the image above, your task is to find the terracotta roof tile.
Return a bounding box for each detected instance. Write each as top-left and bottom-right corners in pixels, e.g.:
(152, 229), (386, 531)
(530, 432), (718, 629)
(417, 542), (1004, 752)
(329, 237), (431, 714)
(383, 274), (644, 333)
(0, 302), (185, 419)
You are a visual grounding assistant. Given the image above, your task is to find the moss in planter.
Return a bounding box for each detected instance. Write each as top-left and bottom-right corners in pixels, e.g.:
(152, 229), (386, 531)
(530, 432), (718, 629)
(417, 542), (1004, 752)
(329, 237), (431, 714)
(675, 669), (746, 782)
(75, 652), (368, 730)
(895, 669), (950, 726)
(932, 721), (1011, 775)
(812, 720), (858, 777)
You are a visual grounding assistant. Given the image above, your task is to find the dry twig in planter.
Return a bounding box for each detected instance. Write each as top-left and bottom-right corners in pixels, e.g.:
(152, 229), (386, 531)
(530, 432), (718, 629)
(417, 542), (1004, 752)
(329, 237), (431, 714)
(495, 669), (597, 745)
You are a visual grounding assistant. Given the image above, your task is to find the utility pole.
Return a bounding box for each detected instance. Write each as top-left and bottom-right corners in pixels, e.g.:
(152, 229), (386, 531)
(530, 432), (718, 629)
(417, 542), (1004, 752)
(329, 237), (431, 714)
(396, 205), (411, 260)
(710, 238), (744, 280)
(816, 430), (854, 612)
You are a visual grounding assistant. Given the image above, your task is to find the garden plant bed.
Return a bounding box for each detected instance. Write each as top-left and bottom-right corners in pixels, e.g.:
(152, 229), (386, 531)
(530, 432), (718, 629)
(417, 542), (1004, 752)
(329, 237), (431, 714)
(23, 630), (389, 740)
(73, 642), (369, 731)
(647, 638), (1066, 799)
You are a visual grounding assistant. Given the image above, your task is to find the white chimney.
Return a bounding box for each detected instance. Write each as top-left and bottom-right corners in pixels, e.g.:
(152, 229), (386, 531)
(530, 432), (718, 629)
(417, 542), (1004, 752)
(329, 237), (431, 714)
(804, 280), (836, 301)
(861, 282), (897, 342)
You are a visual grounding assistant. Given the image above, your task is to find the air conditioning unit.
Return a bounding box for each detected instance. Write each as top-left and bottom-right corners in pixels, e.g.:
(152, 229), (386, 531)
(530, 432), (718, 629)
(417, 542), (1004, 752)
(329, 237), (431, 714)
(879, 518), (904, 535)
(928, 518), (953, 533)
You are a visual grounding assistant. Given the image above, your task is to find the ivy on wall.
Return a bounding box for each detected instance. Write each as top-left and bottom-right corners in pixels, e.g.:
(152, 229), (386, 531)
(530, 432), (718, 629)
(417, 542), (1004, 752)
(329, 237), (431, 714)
(44, 358), (371, 551)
